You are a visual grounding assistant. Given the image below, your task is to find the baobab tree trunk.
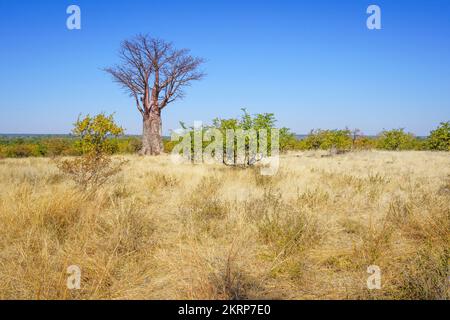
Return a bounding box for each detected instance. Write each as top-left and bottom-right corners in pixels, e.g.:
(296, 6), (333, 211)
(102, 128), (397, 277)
(141, 111), (163, 155)
(105, 36), (205, 156)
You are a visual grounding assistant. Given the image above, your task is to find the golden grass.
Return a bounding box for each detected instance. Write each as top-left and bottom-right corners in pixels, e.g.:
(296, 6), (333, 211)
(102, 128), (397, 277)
(0, 151), (449, 300)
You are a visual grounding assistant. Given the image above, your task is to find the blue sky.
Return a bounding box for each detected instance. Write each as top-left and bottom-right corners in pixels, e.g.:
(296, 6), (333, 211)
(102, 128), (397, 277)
(0, 0), (449, 135)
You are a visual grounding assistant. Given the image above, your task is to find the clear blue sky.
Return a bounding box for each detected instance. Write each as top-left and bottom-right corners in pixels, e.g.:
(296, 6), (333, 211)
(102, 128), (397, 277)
(0, 0), (449, 135)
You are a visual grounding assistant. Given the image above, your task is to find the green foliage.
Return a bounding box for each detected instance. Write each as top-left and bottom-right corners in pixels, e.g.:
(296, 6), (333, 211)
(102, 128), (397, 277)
(41, 138), (80, 157)
(117, 137), (142, 154)
(279, 127), (298, 152)
(0, 137), (59, 158)
(72, 113), (124, 155)
(0, 136), (145, 158)
(1, 118), (449, 159)
(427, 122), (450, 151)
(376, 129), (417, 151)
(163, 139), (178, 154)
(212, 109), (283, 158)
(4, 143), (41, 158)
(57, 114), (126, 192)
(173, 109), (296, 165)
(214, 109), (297, 154)
(302, 129), (352, 151)
(353, 136), (377, 150)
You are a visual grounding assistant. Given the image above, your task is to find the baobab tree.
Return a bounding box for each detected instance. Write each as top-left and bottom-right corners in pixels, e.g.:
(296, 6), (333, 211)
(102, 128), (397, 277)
(105, 35), (205, 155)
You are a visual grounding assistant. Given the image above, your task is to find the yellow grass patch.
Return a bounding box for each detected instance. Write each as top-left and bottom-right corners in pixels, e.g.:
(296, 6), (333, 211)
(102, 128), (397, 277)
(0, 151), (448, 299)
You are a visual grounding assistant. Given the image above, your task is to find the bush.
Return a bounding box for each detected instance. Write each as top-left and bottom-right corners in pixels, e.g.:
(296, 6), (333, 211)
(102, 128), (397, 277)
(173, 109), (295, 165)
(376, 129), (417, 150)
(427, 122), (450, 151)
(57, 113), (126, 192)
(42, 138), (79, 157)
(279, 127), (298, 152)
(57, 153), (124, 190)
(212, 109), (282, 162)
(353, 136), (377, 150)
(4, 143), (41, 158)
(302, 129), (352, 151)
(117, 137), (142, 154)
(0, 136), (147, 158)
(163, 139), (178, 154)
(72, 113), (124, 155)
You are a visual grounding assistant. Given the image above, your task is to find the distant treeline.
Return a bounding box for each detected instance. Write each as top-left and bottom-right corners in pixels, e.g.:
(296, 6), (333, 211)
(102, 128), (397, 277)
(0, 136), (142, 158)
(290, 122), (449, 152)
(0, 121), (448, 158)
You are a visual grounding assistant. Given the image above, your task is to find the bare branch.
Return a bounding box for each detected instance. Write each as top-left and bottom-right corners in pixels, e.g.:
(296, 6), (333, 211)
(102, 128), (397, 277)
(104, 34), (205, 116)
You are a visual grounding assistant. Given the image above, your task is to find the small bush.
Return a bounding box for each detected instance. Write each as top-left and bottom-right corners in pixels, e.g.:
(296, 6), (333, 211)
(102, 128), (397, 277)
(302, 129), (352, 151)
(4, 144), (41, 158)
(57, 113), (126, 192)
(376, 129), (417, 150)
(43, 138), (79, 157)
(427, 121), (450, 151)
(117, 137), (142, 154)
(174, 109), (297, 165)
(163, 139), (178, 154)
(353, 136), (377, 150)
(58, 153), (124, 190)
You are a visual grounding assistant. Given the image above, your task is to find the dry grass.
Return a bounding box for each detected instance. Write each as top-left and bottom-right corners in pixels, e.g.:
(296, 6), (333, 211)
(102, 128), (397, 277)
(0, 151), (449, 300)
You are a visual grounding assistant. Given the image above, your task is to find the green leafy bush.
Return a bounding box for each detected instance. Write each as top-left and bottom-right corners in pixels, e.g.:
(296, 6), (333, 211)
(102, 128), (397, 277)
(72, 113), (124, 155)
(353, 136), (377, 150)
(42, 138), (80, 157)
(0, 136), (142, 158)
(376, 129), (417, 150)
(427, 122), (450, 151)
(212, 109), (296, 155)
(173, 109), (295, 165)
(3, 143), (41, 158)
(163, 139), (178, 154)
(279, 127), (299, 152)
(117, 137), (142, 154)
(57, 113), (126, 192)
(302, 129), (352, 151)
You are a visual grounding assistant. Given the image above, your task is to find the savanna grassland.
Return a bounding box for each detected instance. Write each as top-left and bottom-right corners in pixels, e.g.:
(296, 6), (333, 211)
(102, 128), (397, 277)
(0, 151), (449, 300)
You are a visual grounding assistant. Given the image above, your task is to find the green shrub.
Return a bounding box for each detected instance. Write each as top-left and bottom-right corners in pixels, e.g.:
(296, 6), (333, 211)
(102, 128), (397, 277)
(376, 129), (417, 150)
(427, 121), (450, 151)
(117, 137), (142, 154)
(42, 138), (79, 157)
(0, 136), (145, 158)
(303, 129), (352, 151)
(212, 109), (282, 159)
(279, 127), (298, 152)
(353, 136), (377, 150)
(72, 113), (124, 155)
(163, 139), (177, 153)
(173, 109), (295, 165)
(57, 113), (126, 192)
(5, 143), (41, 158)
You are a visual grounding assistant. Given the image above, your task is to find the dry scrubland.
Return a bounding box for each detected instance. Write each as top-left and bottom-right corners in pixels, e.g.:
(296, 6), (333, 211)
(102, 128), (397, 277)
(0, 151), (449, 300)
